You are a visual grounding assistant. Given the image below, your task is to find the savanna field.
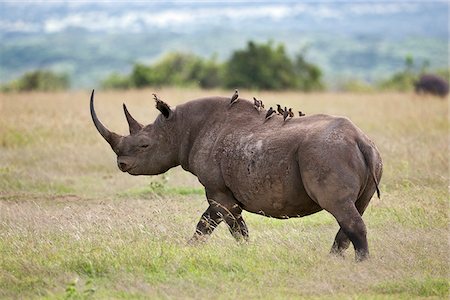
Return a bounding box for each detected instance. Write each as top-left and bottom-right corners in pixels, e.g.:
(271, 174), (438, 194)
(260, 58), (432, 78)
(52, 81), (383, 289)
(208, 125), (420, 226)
(0, 89), (448, 299)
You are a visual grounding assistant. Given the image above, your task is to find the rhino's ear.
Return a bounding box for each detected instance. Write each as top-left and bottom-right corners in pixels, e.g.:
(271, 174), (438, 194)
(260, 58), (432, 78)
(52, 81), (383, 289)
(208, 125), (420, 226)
(153, 93), (172, 119)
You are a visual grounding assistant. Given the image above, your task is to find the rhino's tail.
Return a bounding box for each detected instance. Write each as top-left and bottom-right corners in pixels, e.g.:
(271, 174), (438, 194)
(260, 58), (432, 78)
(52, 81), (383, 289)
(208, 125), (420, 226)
(357, 139), (382, 199)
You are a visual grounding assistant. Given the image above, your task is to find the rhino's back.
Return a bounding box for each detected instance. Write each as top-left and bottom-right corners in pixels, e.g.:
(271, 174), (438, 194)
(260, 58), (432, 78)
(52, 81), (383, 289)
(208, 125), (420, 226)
(211, 101), (361, 217)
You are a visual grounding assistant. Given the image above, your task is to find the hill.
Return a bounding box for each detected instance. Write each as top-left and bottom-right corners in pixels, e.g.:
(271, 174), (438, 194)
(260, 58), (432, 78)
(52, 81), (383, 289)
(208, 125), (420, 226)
(0, 1), (448, 88)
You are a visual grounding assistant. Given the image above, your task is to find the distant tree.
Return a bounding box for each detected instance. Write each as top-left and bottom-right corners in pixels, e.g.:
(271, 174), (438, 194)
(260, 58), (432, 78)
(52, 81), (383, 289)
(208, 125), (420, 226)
(130, 63), (158, 88)
(119, 53), (222, 89)
(224, 41), (297, 90)
(1, 70), (69, 92)
(151, 53), (198, 86)
(294, 53), (324, 91)
(224, 41), (324, 91)
(404, 55), (414, 74)
(102, 41), (324, 91)
(197, 58), (223, 89)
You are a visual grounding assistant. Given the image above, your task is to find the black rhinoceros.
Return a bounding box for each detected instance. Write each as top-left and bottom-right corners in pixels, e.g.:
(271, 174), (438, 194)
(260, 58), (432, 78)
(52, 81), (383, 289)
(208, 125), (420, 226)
(90, 90), (382, 261)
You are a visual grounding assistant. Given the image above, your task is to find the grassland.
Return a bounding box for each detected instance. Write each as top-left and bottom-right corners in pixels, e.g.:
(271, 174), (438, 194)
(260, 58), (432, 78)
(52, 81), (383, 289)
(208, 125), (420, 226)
(0, 89), (448, 299)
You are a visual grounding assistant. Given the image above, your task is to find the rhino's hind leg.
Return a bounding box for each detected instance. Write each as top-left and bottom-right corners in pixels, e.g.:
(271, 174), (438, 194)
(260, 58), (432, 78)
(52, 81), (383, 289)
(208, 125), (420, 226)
(330, 183), (375, 259)
(331, 203), (369, 261)
(304, 190), (370, 261)
(227, 213), (248, 242)
(330, 228), (351, 257)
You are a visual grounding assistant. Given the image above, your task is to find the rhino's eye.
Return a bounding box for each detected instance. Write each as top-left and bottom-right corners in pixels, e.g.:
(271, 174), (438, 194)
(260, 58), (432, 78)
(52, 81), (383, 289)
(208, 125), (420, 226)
(140, 144), (149, 149)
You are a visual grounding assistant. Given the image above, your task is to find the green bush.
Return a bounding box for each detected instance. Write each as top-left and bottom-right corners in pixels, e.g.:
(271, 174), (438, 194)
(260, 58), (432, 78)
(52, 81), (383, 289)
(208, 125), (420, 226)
(1, 70), (69, 92)
(224, 41), (297, 90)
(102, 41), (323, 91)
(294, 53), (325, 91)
(376, 55), (422, 92)
(127, 53), (222, 89)
(130, 63), (157, 88)
(197, 58), (223, 89)
(223, 41), (324, 91)
(377, 71), (417, 92)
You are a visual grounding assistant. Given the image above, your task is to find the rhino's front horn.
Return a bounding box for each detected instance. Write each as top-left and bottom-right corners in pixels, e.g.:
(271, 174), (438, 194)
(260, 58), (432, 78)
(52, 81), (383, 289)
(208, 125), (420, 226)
(123, 103), (143, 135)
(90, 90), (121, 149)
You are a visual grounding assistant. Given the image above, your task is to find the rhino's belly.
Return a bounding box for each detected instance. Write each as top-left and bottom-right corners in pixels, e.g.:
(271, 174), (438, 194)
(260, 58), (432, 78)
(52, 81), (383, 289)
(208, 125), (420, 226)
(221, 155), (322, 218)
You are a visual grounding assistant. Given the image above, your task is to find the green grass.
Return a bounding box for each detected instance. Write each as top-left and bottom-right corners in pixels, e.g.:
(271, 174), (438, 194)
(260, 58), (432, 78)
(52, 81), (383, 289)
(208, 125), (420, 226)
(375, 277), (449, 297)
(0, 128), (32, 148)
(0, 89), (448, 299)
(119, 182), (205, 198)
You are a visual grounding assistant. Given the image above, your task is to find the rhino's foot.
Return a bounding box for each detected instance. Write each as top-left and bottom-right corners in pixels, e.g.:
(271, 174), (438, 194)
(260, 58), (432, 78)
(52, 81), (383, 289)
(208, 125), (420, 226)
(355, 250), (370, 262)
(228, 217), (249, 244)
(330, 228), (351, 257)
(329, 248), (346, 259)
(187, 233), (209, 246)
(231, 232), (249, 245)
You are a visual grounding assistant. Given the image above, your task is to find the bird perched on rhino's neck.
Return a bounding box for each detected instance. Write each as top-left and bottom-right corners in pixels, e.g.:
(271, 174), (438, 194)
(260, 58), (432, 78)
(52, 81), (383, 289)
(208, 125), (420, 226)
(299, 111), (306, 117)
(230, 89), (239, 106)
(153, 93), (171, 118)
(277, 104), (284, 115)
(288, 108), (294, 118)
(265, 107), (275, 119)
(253, 97), (264, 112)
(283, 107), (289, 121)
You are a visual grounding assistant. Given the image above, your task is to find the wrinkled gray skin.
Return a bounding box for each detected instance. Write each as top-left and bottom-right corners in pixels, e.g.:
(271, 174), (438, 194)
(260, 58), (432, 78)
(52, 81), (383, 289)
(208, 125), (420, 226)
(90, 90), (382, 261)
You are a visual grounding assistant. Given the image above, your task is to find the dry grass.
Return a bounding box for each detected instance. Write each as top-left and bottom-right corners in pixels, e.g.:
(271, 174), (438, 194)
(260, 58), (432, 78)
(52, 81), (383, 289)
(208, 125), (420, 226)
(0, 89), (448, 299)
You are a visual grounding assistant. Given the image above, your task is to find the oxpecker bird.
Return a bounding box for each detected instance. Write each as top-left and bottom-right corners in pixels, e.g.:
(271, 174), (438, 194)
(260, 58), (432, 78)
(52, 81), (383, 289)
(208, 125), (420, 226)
(277, 104), (284, 115)
(288, 108), (294, 118)
(153, 93), (165, 110)
(153, 93), (171, 118)
(265, 107), (275, 119)
(283, 107), (289, 121)
(298, 111), (306, 117)
(253, 97), (264, 112)
(255, 97), (265, 108)
(230, 89), (239, 105)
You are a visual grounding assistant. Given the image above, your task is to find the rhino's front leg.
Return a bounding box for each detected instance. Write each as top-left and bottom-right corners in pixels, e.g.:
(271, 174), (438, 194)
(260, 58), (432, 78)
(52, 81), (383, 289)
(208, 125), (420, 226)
(189, 191), (249, 244)
(188, 205), (224, 244)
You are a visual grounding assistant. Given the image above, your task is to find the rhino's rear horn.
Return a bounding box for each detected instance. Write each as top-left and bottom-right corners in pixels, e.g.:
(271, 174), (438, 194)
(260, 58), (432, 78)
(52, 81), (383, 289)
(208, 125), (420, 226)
(123, 103), (143, 135)
(90, 90), (121, 149)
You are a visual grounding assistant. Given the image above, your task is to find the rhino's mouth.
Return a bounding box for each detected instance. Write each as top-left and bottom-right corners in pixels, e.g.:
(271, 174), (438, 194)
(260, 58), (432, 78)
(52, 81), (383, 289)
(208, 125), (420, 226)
(126, 167), (137, 174)
(117, 161), (136, 173)
(125, 165), (142, 176)
(117, 159), (142, 176)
